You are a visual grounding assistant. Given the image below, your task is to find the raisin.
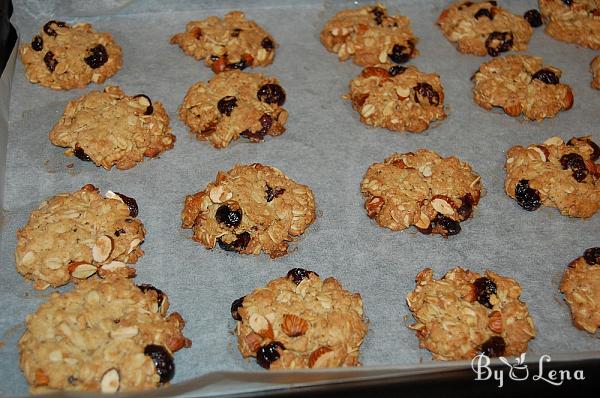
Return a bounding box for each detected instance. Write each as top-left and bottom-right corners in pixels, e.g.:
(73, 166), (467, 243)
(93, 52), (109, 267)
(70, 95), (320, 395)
(474, 8), (493, 20)
(287, 268), (318, 285)
(256, 342), (284, 369)
(485, 31), (513, 57)
(583, 247), (600, 265)
(31, 35), (43, 51)
(67, 376), (78, 385)
(215, 204), (242, 228)
(433, 215), (461, 236)
(114, 228), (126, 236)
(138, 284), (166, 311)
(388, 65), (407, 76)
(115, 192), (139, 217)
(514, 180), (541, 211)
(43, 20), (66, 37)
(531, 69), (559, 85)
(560, 153), (588, 182)
(231, 28), (242, 37)
(457, 193), (474, 221)
(265, 185), (285, 202)
(371, 6), (385, 25)
(132, 94), (153, 115)
(257, 84), (286, 106)
(524, 9), (543, 27)
(84, 44), (108, 69)
(73, 146), (91, 161)
(241, 114), (273, 141)
(43, 51), (58, 72)
(217, 96), (238, 116)
(388, 43), (413, 64)
(561, 0), (573, 6)
(144, 345), (175, 383)
(231, 296), (245, 321)
(261, 37), (274, 50)
(567, 137), (600, 161)
(217, 232), (251, 252)
(210, 54), (220, 62)
(473, 277), (497, 309)
(481, 336), (506, 358)
(413, 82), (440, 106)
(226, 59), (247, 70)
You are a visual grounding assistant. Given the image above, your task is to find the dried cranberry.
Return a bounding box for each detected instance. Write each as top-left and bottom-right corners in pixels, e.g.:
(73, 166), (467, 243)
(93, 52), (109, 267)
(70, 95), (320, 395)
(84, 44), (108, 69)
(474, 8), (493, 20)
(524, 9), (543, 27)
(31, 35), (43, 51)
(43, 20), (66, 37)
(457, 194), (474, 221)
(114, 228), (126, 236)
(227, 59), (247, 70)
(217, 232), (251, 252)
(241, 114), (273, 141)
(144, 345), (174, 383)
(567, 137), (600, 161)
(473, 277), (497, 309)
(73, 146), (91, 161)
(388, 65), (407, 76)
(371, 6), (385, 25)
(583, 248), (600, 265)
(388, 42), (413, 64)
(115, 192), (139, 217)
(43, 51), (58, 72)
(265, 185), (285, 202)
(215, 204), (242, 227)
(485, 31), (513, 57)
(256, 342), (284, 369)
(514, 180), (541, 211)
(257, 84), (286, 106)
(138, 284), (166, 311)
(481, 336), (506, 358)
(217, 96), (238, 116)
(261, 37), (274, 50)
(532, 69), (559, 85)
(286, 268), (317, 285)
(560, 153), (588, 182)
(231, 28), (242, 37)
(231, 296), (245, 320)
(561, 0), (573, 6)
(413, 82), (440, 106)
(433, 214), (461, 236)
(132, 94), (153, 115)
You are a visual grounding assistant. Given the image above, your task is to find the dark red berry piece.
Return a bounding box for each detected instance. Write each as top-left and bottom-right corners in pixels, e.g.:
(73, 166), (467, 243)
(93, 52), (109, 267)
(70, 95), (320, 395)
(132, 94), (153, 115)
(217, 232), (251, 252)
(217, 96), (238, 116)
(583, 248), (600, 265)
(474, 8), (493, 20)
(261, 37), (274, 50)
(227, 59), (247, 70)
(532, 69), (559, 85)
(458, 1), (473, 10)
(44, 51), (58, 72)
(457, 193), (474, 221)
(485, 31), (513, 57)
(567, 137), (600, 161)
(514, 180), (541, 211)
(215, 204), (242, 228)
(413, 82), (440, 106)
(138, 284), (166, 310)
(371, 6), (385, 25)
(256, 342), (285, 369)
(43, 20), (66, 37)
(257, 84), (286, 106)
(481, 336), (506, 357)
(231, 296), (245, 321)
(286, 268), (318, 285)
(388, 65), (407, 76)
(31, 35), (43, 51)
(560, 153), (588, 182)
(473, 277), (497, 309)
(73, 145), (91, 161)
(144, 345), (175, 383)
(265, 185), (285, 202)
(231, 28), (242, 37)
(114, 228), (126, 236)
(524, 9), (543, 27)
(84, 44), (108, 69)
(388, 42), (413, 64)
(241, 114), (273, 141)
(561, 0), (573, 6)
(434, 215), (461, 236)
(115, 192), (139, 217)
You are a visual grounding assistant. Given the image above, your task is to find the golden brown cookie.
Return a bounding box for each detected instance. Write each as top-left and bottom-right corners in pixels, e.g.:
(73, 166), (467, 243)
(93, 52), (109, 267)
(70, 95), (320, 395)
(20, 21), (122, 90)
(15, 184), (145, 290)
(170, 11), (276, 73)
(232, 268), (367, 369)
(591, 55), (600, 89)
(181, 164), (316, 258)
(347, 65), (446, 133)
(361, 150), (482, 237)
(560, 248), (600, 333)
(437, 1), (533, 56)
(406, 267), (536, 360)
(472, 55), (574, 120)
(539, 0), (600, 49)
(19, 277), (191, 393)
(320, 4), (418, 66)
(49, 86), (175, 170)
(504, 136), (600, 218)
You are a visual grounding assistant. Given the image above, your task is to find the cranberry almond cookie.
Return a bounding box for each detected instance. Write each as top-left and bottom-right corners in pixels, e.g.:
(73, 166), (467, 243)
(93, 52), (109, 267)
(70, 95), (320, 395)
(472, 55), (574, 120)
(15, 184), (145, 290)
(539, 0), (600, 49)
(182, 164), (316, 258)
(591, 55), (600, 89)
(20, 21), (122, 90)
(320, 4), (418, 66)
(361, 150), (482, 237)
(347, 65), (446, 133)
(232, 268), (367, 369)
(170, 11), (276, 73)
(560, 248), (600, 333)
(49, 86), (175, 170)
(437, 1), (533, 56)
(505, 136), (600, 218)
(179, 70), (287, 148)
(407, 267), (536, 360)
(19, 277), (191, 393)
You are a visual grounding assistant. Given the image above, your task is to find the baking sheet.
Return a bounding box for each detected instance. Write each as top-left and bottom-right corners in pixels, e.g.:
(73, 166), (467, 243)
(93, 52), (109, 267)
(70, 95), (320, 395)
(1, 0), (599, 396)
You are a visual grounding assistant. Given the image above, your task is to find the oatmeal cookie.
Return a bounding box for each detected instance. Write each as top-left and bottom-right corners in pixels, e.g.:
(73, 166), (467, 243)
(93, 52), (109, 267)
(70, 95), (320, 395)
(472, 55), (574, 120)
(170, 11), (276, 73)
(361, 150), (482, 237)
(437, 1), (533, 56)
(347, 65), (446, 133)
(539, 0), (600, 49)
(20, 21), (122, 90)
(560, 248), (600, 333)
(49, 86), (175, 170)
(15, 184), (145, 290)
(232, 268), (367, 369)
(591, 55), (600, 89)
(320, 4), (418, 66)
(182, 164), (316, 258)
(19, 277), (191, 393)
(505, 136), (600, 218)
(407, 267), (536, 360)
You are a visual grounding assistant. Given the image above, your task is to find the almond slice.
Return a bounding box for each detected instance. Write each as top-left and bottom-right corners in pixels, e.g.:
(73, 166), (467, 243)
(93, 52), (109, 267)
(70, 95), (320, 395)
(431, 198), (454, 216)
(248, 313), (274, 339)
(69, 262), (97, 279)
(488, 311), (503, 333)
(92, 235), (113, 263)
(100, 368), (120, 393)
(415, 212), (430, 229)
(309, 347), (336, 368)
(110, 326), (139, 339)
(281, 314), (309, 337)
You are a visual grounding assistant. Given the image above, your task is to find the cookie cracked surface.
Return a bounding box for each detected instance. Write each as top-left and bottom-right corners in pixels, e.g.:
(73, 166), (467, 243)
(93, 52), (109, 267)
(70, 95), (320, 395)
(19, 277), (191, 393)
(232, 268), (367, 369)
(591, 55), (600, 89)
(320, 4), (418, 66)
(361, 150), (482, 237)
(170, 11), (276, 73)
(407, 267), (536, 360)
(539, 0), (600, 49)
(15, 184), (145, 290)
(560, 248), (600, 333)
(348, 65), (446, 133)
(49, 86), (175, 170)
(181, 164), (316, 258)
(179, 70), (288, 148)
(504, 136), (600, 218)
(437, 1), (533, 56)
(472, 55), (574, 120)
(20, 21), (122, 90)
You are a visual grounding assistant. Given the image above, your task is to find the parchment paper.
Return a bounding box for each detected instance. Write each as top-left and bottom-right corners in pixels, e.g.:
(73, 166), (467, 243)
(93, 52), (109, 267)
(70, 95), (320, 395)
(1, 0), (599, 396)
